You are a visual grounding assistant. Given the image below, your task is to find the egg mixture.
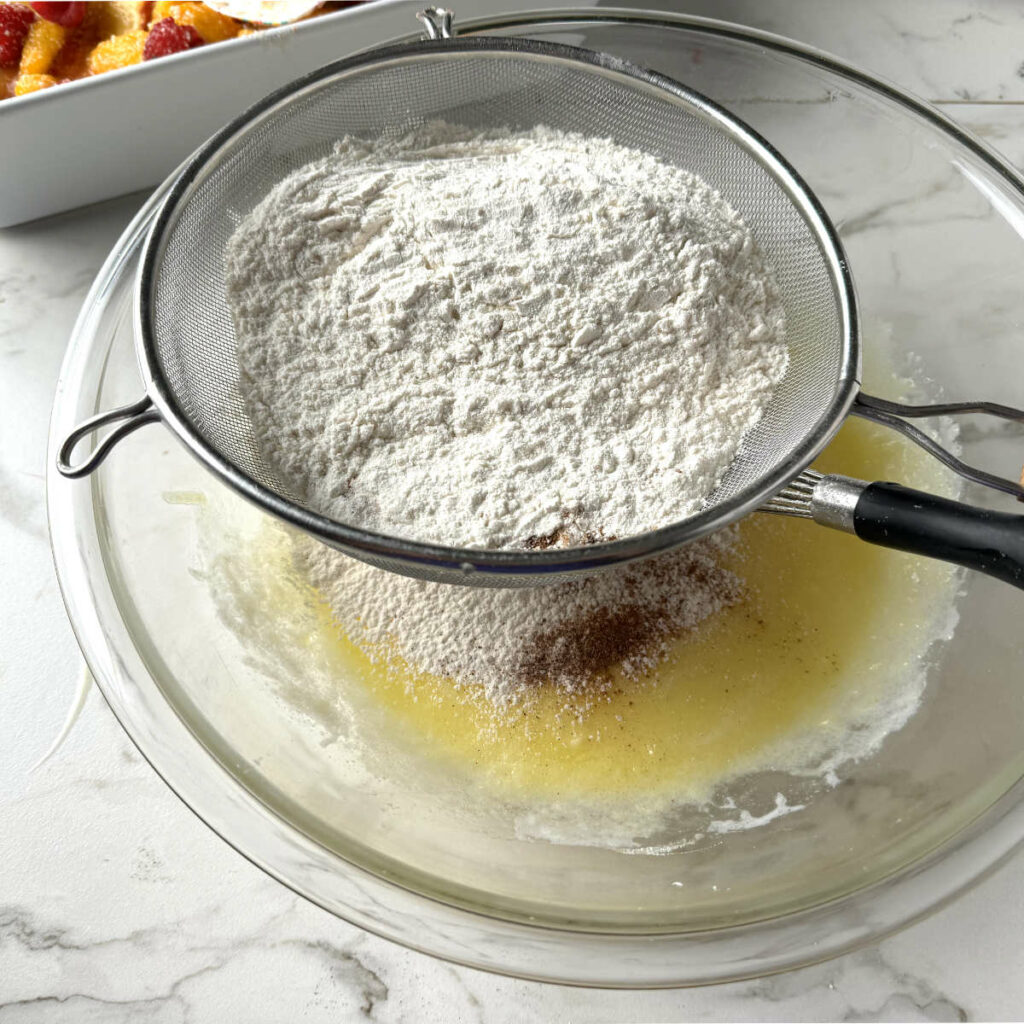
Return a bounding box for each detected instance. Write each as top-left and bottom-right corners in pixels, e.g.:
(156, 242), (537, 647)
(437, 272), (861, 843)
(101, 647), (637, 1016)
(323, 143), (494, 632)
(309, 417), (958, 804)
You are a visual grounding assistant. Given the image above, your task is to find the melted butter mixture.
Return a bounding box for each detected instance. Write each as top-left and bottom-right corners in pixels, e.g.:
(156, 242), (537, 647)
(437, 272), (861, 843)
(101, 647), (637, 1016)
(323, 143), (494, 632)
(312, 418), (957, 802)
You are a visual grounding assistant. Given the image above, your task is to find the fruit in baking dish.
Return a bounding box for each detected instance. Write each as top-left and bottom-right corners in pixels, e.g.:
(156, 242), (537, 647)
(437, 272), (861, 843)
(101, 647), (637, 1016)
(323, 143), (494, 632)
(0, 1), (347, 100)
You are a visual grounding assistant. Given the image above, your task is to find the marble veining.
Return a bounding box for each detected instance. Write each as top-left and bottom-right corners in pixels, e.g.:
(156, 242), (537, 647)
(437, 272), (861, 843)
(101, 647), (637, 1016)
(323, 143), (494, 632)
(2, 2), (1024, 1021)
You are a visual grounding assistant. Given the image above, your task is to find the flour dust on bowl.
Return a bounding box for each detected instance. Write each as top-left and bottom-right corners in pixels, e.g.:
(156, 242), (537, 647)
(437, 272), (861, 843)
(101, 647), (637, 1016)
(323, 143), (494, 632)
(56, 7), (1024, 588)
(49, 9), (1024, 988)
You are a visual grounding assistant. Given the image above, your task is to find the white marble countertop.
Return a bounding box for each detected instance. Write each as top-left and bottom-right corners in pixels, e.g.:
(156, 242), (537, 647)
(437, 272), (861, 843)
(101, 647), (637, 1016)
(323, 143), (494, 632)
(3, 2), (1023, 1020)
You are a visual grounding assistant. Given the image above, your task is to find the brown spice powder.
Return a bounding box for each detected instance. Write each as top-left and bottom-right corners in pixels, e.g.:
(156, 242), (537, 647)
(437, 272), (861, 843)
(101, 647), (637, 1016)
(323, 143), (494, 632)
(515, 603), (655, 685)
(513, 555), (734, 689)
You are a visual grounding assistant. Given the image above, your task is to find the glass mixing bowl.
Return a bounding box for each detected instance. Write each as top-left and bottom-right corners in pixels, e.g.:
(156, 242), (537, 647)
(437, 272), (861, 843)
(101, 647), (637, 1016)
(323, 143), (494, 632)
(48, 10), (1024, 987)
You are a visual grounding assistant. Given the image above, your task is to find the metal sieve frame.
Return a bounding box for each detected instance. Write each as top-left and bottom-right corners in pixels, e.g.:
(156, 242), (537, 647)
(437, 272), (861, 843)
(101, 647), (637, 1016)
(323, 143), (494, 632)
(76, 29), (862, 585)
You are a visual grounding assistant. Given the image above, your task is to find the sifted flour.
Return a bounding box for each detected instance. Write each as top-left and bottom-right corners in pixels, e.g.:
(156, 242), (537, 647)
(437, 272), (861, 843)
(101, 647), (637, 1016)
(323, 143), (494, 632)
(297, 529), (742, 713)
(225, 123), (788, 550)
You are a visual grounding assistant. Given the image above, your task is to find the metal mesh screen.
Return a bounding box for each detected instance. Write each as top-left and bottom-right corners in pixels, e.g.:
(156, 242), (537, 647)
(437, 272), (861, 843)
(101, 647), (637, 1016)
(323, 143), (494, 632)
(146, 43), (852, 585)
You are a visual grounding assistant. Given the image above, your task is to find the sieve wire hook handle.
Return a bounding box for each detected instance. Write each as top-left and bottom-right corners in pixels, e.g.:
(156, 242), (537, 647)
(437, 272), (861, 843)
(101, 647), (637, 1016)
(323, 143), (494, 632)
(416, 7), (455, 40)
(851, 392), (1024, 501)
(57, 396), (161, 480)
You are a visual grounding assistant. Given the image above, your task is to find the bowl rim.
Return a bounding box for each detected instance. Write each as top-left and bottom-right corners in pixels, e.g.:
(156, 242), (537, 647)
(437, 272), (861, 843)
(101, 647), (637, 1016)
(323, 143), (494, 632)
(47, 6), (1024, 987)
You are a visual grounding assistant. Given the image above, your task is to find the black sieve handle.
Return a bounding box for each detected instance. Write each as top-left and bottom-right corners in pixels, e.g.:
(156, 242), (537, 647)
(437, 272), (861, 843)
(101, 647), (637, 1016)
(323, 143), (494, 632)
(853, 482), (1024, 589)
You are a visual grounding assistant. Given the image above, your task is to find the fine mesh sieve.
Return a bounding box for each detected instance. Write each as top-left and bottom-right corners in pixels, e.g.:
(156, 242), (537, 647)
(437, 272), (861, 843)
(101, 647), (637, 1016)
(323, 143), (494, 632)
(57, 8), (1024, 589)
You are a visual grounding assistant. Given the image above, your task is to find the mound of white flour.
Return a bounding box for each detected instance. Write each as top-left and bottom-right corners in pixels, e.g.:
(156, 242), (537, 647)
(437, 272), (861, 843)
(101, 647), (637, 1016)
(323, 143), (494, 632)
(297, 528), (742, 711)
(225, 123), (787, 549)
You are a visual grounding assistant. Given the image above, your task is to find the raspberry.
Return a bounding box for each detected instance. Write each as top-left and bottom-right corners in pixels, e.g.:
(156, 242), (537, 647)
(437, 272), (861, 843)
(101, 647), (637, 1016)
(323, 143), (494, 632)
(0, 4), (34, 68)
(29, 2), (85, 28)
(143, 17), (203, 61)
(151, 3), (238, 44)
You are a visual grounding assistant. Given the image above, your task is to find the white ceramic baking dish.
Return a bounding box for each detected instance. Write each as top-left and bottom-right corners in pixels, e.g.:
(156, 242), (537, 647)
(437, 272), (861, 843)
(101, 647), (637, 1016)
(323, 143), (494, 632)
(0, 0), (581, 227)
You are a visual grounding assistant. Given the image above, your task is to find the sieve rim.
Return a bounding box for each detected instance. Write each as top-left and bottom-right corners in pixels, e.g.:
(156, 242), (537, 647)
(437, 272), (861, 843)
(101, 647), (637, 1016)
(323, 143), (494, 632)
(135, 33), (860, 581)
